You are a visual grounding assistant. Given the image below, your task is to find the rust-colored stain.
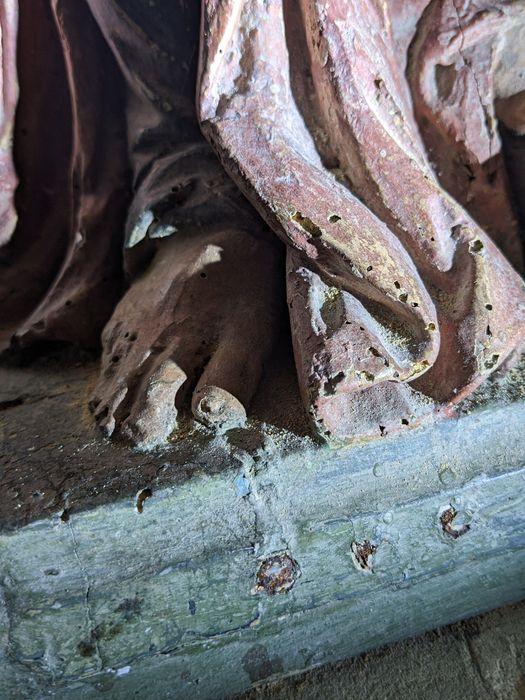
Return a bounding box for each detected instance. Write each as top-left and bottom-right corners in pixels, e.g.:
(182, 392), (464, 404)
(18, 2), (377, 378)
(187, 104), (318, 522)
(351, 540), (377, 571)
(254, 552), (301, 595)
(440, 505), (470, 539)
(136, 487), (152, 513)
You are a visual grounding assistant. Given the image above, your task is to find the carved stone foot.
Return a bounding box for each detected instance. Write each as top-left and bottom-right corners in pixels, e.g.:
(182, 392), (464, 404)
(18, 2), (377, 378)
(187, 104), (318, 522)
(90, 227), (283, 449)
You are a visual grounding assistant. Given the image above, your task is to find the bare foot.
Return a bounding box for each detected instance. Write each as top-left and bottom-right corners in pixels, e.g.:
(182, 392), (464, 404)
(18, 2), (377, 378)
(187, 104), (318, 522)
(90, 226), (283, 449)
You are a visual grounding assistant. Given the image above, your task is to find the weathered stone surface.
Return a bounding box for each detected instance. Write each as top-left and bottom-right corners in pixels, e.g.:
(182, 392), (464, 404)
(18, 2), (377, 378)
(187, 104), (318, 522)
(240, 601), (525, 700)
(3, 1), (524, 451)
(0, 343), (310, 529)
(408, 0), (525, 265)
(199, 0), (525, 445)
(0, 349), (524, 698)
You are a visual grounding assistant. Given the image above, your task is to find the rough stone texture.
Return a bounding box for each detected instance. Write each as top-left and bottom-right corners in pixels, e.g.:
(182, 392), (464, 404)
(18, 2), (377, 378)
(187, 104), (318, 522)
(199, 0), (525, 445)
(0, 339), (310, 530)
(0, 347), (524, 698)
(239, 600), (525, 700)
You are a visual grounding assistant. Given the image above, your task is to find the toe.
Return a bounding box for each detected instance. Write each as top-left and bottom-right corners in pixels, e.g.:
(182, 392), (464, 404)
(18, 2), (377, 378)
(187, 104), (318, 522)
(191, 311), (278, 431)
(120, 358), (187, 449)
(192, 385), (246, 431)
(190, 339), (260, 432)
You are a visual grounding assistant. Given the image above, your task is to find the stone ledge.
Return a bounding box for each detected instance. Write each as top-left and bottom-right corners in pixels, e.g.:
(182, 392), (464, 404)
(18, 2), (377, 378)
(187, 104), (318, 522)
(0, 350), (524, 698)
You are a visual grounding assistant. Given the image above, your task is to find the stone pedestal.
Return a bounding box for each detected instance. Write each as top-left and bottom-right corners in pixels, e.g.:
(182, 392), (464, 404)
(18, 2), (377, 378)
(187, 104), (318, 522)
(1, 347), (524, 699)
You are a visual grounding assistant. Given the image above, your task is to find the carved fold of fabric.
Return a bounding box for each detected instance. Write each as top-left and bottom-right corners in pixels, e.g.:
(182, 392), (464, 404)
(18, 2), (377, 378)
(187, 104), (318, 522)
(296, 0), (525, 406)
(199, 0), (441, 442)
(11, 0), (130, 349)
(286, 248), (438, 443)
(408, 0), (524, 267)
(0, 0), (19, 247)
(0, 0), (73, 349)
(199, 0), (525, 444)
(85, 0), (258, 253)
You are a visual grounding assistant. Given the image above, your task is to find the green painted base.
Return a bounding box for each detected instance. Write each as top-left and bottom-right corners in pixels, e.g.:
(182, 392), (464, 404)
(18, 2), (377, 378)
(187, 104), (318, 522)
(1, 351), (524, 698)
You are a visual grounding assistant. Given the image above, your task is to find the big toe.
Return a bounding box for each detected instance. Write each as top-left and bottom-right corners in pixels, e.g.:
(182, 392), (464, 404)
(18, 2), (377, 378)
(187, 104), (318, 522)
(192, 385), (247, 431)
(120, 358), (187, 449)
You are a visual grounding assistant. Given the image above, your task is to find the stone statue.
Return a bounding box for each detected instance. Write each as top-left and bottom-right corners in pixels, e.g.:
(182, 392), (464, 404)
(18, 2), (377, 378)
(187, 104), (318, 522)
(1, 0), (524, 449)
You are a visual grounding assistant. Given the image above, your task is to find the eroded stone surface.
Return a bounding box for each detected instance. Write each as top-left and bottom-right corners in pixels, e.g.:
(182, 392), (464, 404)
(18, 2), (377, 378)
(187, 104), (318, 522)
(0, 351), (524, 698)
(199, 0), (525, 445)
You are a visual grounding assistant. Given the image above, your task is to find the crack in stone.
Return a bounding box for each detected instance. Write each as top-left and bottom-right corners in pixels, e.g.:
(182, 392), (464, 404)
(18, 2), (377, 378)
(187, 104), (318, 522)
(181, 612), (261, 644)
(67, 521), (103, 671)
(451, 0), (494, 159)
(233, 446), (299, 598)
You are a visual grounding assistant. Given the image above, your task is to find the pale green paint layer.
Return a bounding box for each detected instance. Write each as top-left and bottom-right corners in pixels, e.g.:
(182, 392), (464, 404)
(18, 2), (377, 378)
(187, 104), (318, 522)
(1, 397), (525, 698)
